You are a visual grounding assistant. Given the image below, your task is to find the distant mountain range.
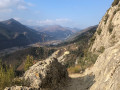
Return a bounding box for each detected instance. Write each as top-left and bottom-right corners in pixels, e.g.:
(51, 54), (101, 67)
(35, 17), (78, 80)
(0, 18), (49, 50)
(0, 19), (81, 50)
(57, 25), (98, 46)
(30, 25), (80, 40)
(66, 25), (98, 42)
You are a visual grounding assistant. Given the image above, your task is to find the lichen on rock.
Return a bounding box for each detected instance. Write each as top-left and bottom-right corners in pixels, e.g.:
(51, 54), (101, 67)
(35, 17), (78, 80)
(4, 57), (68, 90)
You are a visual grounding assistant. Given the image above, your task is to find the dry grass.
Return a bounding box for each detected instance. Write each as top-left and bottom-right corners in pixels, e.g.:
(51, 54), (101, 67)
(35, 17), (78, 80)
(67, 65), (81, 74)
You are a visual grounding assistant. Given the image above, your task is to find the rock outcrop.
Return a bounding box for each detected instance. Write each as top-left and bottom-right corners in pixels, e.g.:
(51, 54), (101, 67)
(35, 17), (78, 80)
(24, 57), (68, 89)
(90, 0), (120, 53)
(90, 41), (120, 90)
(89, 0), (120, 90)
(5, 57), (68, 90)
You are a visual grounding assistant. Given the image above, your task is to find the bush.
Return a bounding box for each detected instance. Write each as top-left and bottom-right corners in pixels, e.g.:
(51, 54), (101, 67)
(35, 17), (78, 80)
(98, 46), (105, 53)
(89, 35), (96, 47)
(0, 60), (15, 90)
(90, 35), (96, 43)
(12, 78), (30, 87)
(67, 65), (81, 74)
(108, 23), (114, 34)
(97, 28), (102, 35)
(77, 52), (98, 72)
(112, 0), (119, 7)
(24, 55), (34, 71)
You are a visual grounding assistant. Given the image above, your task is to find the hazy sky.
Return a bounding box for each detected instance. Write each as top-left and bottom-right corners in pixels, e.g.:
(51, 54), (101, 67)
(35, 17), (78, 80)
(0, 0), (114, 28)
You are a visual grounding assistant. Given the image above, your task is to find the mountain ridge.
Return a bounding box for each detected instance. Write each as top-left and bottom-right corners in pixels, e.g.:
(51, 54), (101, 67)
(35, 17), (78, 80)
(31, 25), (80, 40)
(0, 19), (48, 50)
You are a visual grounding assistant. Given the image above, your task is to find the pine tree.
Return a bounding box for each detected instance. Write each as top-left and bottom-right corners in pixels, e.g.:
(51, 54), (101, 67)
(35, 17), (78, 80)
(24, 55), (34, 71)
(0, 59), (15, 89)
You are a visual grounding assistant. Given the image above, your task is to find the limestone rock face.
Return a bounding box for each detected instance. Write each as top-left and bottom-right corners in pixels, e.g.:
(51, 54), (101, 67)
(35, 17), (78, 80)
(91, 1), (120, 52)
(23, 57), (68, 89)
(89, 1), (120, 90)
(90, 41), (120, 90)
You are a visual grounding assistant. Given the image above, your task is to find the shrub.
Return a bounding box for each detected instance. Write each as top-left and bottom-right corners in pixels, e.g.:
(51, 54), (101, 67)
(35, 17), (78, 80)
(113, 8), (120, 16)
(89, 35), (96, 47)
(67, 65), (81, 74)
(97, 28), (102, 35)
(90, 35), (96, 43)
(112, 0), (120, 7)
(0, 60), (15, 90)
(108, 23), (114, 34)
(110, 33), (117, 46)
(24, 55), (34, 71)
(98, 46), (105, 53)
(12, 78), (30, 87)
(77, 52), (98, 72)
(113, 10), (117, 15)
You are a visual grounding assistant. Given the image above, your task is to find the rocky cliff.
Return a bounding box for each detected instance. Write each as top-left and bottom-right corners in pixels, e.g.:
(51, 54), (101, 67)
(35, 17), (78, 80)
(91, 0), (120, 53)
(90, 41), (120, 90)
(89, 0), (120, 90)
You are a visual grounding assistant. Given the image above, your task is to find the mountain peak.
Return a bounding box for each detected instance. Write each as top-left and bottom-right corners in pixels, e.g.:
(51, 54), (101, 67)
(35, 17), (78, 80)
(1, 18), (21, 25)
(9, 18), (17, 22)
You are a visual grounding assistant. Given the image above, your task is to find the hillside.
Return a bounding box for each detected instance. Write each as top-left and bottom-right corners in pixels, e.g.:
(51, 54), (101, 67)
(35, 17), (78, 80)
(0, 19), (49, 50)
(67, 25), (98, 41)
(57, 25), (97, 46)
(31, 25), (78, 40)
(1, 47), (56, 71)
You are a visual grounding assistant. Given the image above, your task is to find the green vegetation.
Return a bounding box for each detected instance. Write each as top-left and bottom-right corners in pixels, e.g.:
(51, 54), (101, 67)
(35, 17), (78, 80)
(24, 55), (34, 71)
(98, 46), (105, 53)
(1, 47), (56, 72)
(110, 33), (118, 46)
(89, 35), (96, 47)
(78, 52), (98, 71)
(67, 65), (81, 74)
(113, 10), (117, 15)
(12, 78), (30, 87)
(64, 33), (98, 73)
(0, 60), (15, 90)
(108, 23), (114, 34)
(112, 0), (120, 7)
(67, 52), (98, 73)
(57, 26), (97, 47)
(97, 28), (102, 35)
(0, 47), (55, 89)
(63, 26), (98, 74)
(0, 58), (35, 89)
(113, 8), (120, 15)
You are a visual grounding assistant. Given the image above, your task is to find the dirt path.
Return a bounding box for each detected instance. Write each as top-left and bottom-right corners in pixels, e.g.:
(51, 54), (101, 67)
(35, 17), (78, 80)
(62, 73), (95, 90)
(50, 50), (95, 90)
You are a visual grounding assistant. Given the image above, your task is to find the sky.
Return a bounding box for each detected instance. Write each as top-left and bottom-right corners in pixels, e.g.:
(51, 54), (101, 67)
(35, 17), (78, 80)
(0, 0), (114, 29)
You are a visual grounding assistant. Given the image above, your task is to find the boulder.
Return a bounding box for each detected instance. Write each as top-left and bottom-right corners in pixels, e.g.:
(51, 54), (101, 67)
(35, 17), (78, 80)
(23, 57), (68, 89)
(4, 57), (68, 90)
